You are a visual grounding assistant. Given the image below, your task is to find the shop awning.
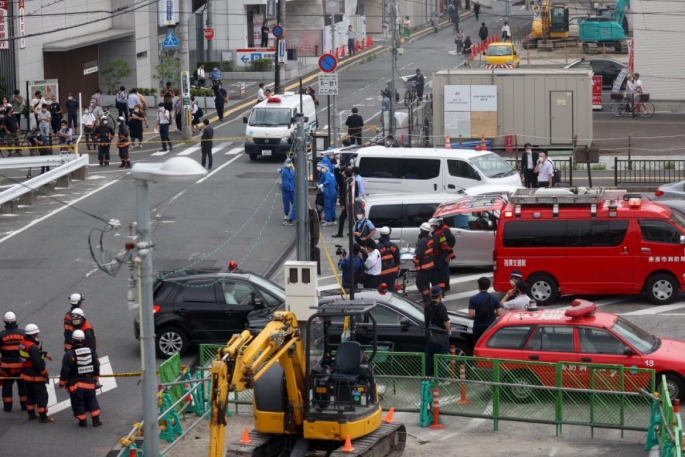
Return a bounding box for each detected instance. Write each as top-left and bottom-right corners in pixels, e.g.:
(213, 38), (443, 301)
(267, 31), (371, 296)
(43, 29), (134, 52)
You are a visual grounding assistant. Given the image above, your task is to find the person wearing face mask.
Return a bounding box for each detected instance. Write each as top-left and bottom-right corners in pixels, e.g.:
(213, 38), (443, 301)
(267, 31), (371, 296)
(353, 209), (376, 247)
(116, 116), (132, 168)
(65, 93), (79, 133)
(414, 222), (436, 304)
(505, 270), (523, 297)
(93, 116), (114, 167)
(501, 281), (531, 311)
(279, 158), (295, 223)
(520, 143), (538, 188)
(81, 107), (96, 150)
(128, 104), (144, 148)
(407, 68), (425, 100)
(30, 91), (47, 129)
(20, 324), (54, 423)
(319, 164), (338, 226)
(156, 102), (172, 152)
(361, 239), (382, 288)
(90, 99), (104, 121)
(534, 151), (554, 188)
(36, 104), (51, 139)
(48, 95), (63, 135)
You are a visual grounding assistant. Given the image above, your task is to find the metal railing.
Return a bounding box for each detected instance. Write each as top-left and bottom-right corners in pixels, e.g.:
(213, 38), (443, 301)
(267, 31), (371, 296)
(505, 157), (574, 187)
(0, 152), (78, 170)
(614, 158), (685, 186)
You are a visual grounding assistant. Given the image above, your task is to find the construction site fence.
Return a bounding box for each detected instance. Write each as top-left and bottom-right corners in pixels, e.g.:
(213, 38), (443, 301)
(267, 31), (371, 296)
(198, 345), (657, 436)
(648, 375), (684, 457)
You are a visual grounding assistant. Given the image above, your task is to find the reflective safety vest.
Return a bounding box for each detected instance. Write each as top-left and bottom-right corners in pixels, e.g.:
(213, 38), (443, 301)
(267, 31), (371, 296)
(378, 240), (400, 275)
(59, 346), (99, 391)
(434, 224), (456, 261)
(19, 338), (48, 382)
(0, 326), (25, 370)
(414, 237), (435, 271)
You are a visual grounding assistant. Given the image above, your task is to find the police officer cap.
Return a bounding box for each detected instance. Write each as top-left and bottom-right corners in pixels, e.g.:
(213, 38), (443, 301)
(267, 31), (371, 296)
(420, 222), (432, 232)
(72, 330), (86, 341)
(3, 311), (16, 323)
(380, 226), (391, 235)
(510, 270), (523, 279)
(284, 158), (292, 164)
(431, 286), (443, 297)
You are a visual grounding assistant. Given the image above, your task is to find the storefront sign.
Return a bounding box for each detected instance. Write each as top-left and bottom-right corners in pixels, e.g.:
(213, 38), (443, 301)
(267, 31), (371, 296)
(158, 0), (179, 26)
(0, 0), (8, 50)
(19, 0), (26, 49)
(592, 75), (602, 110)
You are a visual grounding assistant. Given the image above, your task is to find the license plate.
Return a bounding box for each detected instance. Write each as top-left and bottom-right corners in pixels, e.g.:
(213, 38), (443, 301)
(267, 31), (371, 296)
(262, 150), (272, 156)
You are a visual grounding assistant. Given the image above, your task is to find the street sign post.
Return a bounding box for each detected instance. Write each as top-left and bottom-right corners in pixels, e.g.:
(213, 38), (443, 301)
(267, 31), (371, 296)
(318, 53), (338, 73)
(204, 27), (214, 40)
(278, 41), (286, 64)
(272, 24), (284, 39)
(592, 75), (603, 110)
(162, 29), (180, 50)
(318, 74), (339, 96)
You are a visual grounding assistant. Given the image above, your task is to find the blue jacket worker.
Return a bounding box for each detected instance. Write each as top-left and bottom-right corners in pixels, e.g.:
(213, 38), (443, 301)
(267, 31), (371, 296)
(279, 158), (296, 226)
(338, 244), (363, 290)
(319, 149), (334, 184)
(319, 164), (338, 225)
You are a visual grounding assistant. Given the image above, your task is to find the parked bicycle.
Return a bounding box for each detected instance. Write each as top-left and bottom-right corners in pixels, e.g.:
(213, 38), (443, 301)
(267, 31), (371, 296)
(611, 93), (655, 118)
(0, 131), (36, 158)
(404, 80), (417, 107)
(102, 105), (119, 126)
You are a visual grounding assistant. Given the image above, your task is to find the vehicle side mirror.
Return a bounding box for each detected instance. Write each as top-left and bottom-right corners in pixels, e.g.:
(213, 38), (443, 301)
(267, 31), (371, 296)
(680, 235), (685, 245)
(482, 52), (486, 56)
(622, 346), (635, 356)
(243, 116), (248, 124)
(400, 317), (412, 330)
(253, 297), (266, 309)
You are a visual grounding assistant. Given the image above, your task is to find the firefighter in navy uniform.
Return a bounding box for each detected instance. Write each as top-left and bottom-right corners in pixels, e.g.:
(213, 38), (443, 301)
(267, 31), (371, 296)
(59, 329), (102, 427)
(116, 116), (132, 168)
(430, 217), (456, 293)
(64, 292), (84, 351)
(69, 308), (97, 352)
(0, 312), (28, 412)
(377, 226), (400, 289)
(413, 222), (435, 304)
(19, 324), (54, 423)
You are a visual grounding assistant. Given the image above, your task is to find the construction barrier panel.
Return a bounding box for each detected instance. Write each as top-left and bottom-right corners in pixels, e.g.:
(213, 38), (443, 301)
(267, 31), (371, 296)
(158, 353), (185, 410)
(657, 375), (684, 456)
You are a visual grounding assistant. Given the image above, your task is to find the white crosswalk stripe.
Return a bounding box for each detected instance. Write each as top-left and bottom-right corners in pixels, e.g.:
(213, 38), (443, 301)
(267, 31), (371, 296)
(212, 142), (231, 154)
(225, 147), (244, 155)
(177, 144), (201, 156)
(151, 150), (171, 156)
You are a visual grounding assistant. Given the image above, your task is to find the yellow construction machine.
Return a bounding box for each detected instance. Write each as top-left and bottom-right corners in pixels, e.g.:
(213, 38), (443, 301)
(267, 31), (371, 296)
(208, 301), (406, 457)
(525, 0), (571, 49)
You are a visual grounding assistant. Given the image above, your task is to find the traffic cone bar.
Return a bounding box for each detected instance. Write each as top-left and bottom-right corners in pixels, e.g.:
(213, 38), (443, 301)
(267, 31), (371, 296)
(457, 364), (471, 405)
(428, 386), (444, 429)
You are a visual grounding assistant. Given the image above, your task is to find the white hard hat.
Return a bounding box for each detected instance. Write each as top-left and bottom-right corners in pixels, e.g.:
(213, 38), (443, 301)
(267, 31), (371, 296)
(24, 323), (40, 335)
(3, 311), (16, 323)
(380, 226), (391, 235)
(72, 330), (86, 341)
(420, 222), (432, 232)
(69, 293), (84, 305)
(428, 217), (442, 225)
(71, 308), (85, 318)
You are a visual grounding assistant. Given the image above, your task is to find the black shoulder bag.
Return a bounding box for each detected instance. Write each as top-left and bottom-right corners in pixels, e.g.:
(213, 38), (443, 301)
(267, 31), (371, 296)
(427, 303), (449, 345)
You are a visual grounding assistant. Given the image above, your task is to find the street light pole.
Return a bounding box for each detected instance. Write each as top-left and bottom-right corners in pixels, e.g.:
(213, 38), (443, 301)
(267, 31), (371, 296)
(135, 180), (159, 457)
(390, 2), (397, 136)
(179, 0), (192, 141)
(331, 15), (339, 147)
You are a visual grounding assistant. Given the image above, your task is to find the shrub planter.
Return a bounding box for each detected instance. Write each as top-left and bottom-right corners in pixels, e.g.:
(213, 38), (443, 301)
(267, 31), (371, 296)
(221, 68), (300, 81)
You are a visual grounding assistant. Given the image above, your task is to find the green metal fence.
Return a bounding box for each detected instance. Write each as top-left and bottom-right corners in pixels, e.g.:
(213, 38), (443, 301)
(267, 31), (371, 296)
(434, 355), (655, 434)
(158, 353), (184, 408)
(372, 351), (425, 412)
(658, 375), (684, 456)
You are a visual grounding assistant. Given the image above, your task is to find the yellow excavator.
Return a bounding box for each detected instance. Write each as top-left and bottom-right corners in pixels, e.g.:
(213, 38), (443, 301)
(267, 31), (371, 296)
(208, 301), (406, 457)
(525, 0), (570, 50)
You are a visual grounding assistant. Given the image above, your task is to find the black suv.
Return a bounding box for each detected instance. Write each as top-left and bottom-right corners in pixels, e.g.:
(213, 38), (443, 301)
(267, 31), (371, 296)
(133, 269), (285, 358)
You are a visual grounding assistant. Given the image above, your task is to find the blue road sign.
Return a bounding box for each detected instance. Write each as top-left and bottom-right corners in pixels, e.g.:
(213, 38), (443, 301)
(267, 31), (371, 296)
(318, 53), (337, 73)
(241, 55), (250, 63)
(162, 29), (180, 50)
(272, 25), (284, 39)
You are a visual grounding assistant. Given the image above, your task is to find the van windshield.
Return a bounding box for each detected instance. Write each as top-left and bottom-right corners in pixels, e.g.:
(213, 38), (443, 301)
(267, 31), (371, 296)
(249, 108), (291, 127)
(470, 153), (517, 179)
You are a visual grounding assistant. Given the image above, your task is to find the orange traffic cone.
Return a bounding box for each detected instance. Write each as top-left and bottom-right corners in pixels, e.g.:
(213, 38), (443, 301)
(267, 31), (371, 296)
(341, 435), (355, 453)
(445, 135), (451, 149)
(382, 407), (395, 423)
(480, 134), (486, 150)
(239, 428), (251, 444)
(341, 45), (346, 57)
(335, 47), (339, 59)
(368, 35), (373, 46)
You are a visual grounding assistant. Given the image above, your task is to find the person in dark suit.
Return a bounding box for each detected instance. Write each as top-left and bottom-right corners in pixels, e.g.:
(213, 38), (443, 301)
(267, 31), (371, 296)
(520, 143), (538, 188)
(200, 119), (214, 170)
(345, 107), (364, 145)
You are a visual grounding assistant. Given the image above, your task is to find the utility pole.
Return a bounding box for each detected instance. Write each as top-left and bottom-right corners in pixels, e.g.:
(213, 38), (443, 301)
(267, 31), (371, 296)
(331, 15), (339, 147)
(294, 109), (309, 260)
(347, 178), (356, 299)
(274, 0), (285, 94)
(389, 2), (397, 136)
(179, 0), (192, 141)
(506, 0), (511, 20)
(206, 0), (213, 60)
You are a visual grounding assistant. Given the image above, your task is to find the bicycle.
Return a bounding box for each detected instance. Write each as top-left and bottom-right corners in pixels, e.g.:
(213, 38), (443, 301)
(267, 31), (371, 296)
(102, 105), (119, 126)
(404, 80), (417, 107)
(610, 93), (655, 118)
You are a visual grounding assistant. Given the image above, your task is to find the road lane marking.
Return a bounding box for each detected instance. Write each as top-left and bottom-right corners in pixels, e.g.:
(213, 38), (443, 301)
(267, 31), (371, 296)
(196, 154), (243, 184)
(211, 142), (231, 154)
(177, 145), (201, 156)
(224, 147), (244, 155)
(151, 150), (171, 156)
(620, 301), (685, 315)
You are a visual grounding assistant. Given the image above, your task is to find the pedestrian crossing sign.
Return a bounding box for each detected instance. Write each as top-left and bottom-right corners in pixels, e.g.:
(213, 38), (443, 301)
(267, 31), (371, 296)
(162, 29), (180, 50)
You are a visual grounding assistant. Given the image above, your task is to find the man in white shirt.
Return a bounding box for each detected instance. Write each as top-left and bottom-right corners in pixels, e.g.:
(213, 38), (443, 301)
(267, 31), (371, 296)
(500, 281), (531, 311)
(81, 109), (96, 150)
(127, 88), (141, 111)
(155, 102), (173, 152)
(361, 239), (382, 288)
(347, 25), (357, 56)
(632, 73), (643, 118)
(257, 83), (266, 105)
(30, 91), (47, 129)
(501, 21), (511, 41)
(196, 64), (206, 86)
(534, 151), (554, 188)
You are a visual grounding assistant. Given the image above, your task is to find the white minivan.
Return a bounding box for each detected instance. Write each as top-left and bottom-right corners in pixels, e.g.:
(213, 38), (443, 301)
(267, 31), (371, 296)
(355, 147), (522, 195)
(243, 92), (317, 161)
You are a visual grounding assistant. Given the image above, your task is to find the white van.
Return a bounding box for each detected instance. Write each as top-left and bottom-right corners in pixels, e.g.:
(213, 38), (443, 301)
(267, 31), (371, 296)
(243, 92), (317, 161)
(355, 147), (522, 195)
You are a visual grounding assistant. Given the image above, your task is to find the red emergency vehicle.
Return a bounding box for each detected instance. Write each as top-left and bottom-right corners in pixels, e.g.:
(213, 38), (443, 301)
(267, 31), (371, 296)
(493, 188), (685, 305)
(475, 299), (685, 400)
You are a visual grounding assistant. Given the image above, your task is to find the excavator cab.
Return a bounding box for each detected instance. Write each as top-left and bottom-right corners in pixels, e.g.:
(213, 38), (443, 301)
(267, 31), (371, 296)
(550, 3), (569, 34)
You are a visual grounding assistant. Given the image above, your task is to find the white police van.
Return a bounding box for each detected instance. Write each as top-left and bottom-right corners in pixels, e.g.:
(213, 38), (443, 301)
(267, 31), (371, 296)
(243, 92), (317, 161)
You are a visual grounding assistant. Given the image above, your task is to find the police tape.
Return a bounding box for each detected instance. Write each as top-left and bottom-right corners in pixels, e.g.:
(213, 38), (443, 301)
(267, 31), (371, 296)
(0, 372), (143, 380)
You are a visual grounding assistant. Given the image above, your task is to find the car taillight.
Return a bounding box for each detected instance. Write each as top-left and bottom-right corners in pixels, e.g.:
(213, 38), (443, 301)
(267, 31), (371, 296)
(655, 190), (664, 197)
(493, 249), (498, 270)
(153, 304), (161, 314)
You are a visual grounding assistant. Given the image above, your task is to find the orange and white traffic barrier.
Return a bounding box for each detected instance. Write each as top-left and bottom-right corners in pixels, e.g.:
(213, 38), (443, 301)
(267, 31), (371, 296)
(429, 386), (444, 429)
(445, 135), (451, 149)
(184, 382), (194, 407)
(457, 364), (471, 405)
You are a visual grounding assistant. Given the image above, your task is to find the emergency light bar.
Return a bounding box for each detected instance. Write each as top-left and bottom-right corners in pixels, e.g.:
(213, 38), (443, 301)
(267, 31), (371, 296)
(267, 97), (281, 103)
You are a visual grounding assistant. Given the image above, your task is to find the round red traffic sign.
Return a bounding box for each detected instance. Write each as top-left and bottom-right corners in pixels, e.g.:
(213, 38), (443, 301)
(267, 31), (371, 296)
(318, 53), (337, 73)
(204, 28), (214, 40)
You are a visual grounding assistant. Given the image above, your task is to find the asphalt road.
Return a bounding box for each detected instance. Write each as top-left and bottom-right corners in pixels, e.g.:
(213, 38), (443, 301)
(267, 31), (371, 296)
(0, 2), (676, 455)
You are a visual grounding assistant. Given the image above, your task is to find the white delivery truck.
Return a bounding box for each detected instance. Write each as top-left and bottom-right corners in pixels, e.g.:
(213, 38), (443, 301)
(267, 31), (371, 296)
(243, 92), (317, 161)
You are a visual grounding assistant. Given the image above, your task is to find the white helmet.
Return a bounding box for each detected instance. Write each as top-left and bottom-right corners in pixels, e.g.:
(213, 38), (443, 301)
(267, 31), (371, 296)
(4, 311), (16, 323)
(72, 330), (86, 341)
(428, 217), (442, 226)
(69, 293), (84, 306)
(420, 222), (432, 232)
(24, 323), (40, 335)
(71, 308), (85, 321)
(380, 226), (391, 235)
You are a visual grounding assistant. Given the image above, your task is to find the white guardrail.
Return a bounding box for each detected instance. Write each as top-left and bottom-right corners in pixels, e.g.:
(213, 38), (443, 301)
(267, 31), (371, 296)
(0, 152), (78, 170)
(0, 154), (88, 207)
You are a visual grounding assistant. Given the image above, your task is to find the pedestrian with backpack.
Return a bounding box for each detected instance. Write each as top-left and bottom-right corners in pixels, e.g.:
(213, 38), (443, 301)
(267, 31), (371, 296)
(468, 277), (502, 345)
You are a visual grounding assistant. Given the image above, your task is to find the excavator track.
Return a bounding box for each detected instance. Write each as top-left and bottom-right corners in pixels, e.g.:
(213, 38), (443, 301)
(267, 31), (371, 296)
(225, 424), (406, 457)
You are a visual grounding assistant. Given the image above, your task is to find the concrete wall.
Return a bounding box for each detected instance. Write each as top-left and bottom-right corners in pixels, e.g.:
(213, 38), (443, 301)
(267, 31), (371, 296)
(632, 0), (685, 101)
(432, 70), (593, 147)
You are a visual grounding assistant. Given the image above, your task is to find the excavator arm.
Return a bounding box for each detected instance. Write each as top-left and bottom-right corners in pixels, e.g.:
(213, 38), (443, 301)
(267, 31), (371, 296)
(208, 311), (306, 457)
